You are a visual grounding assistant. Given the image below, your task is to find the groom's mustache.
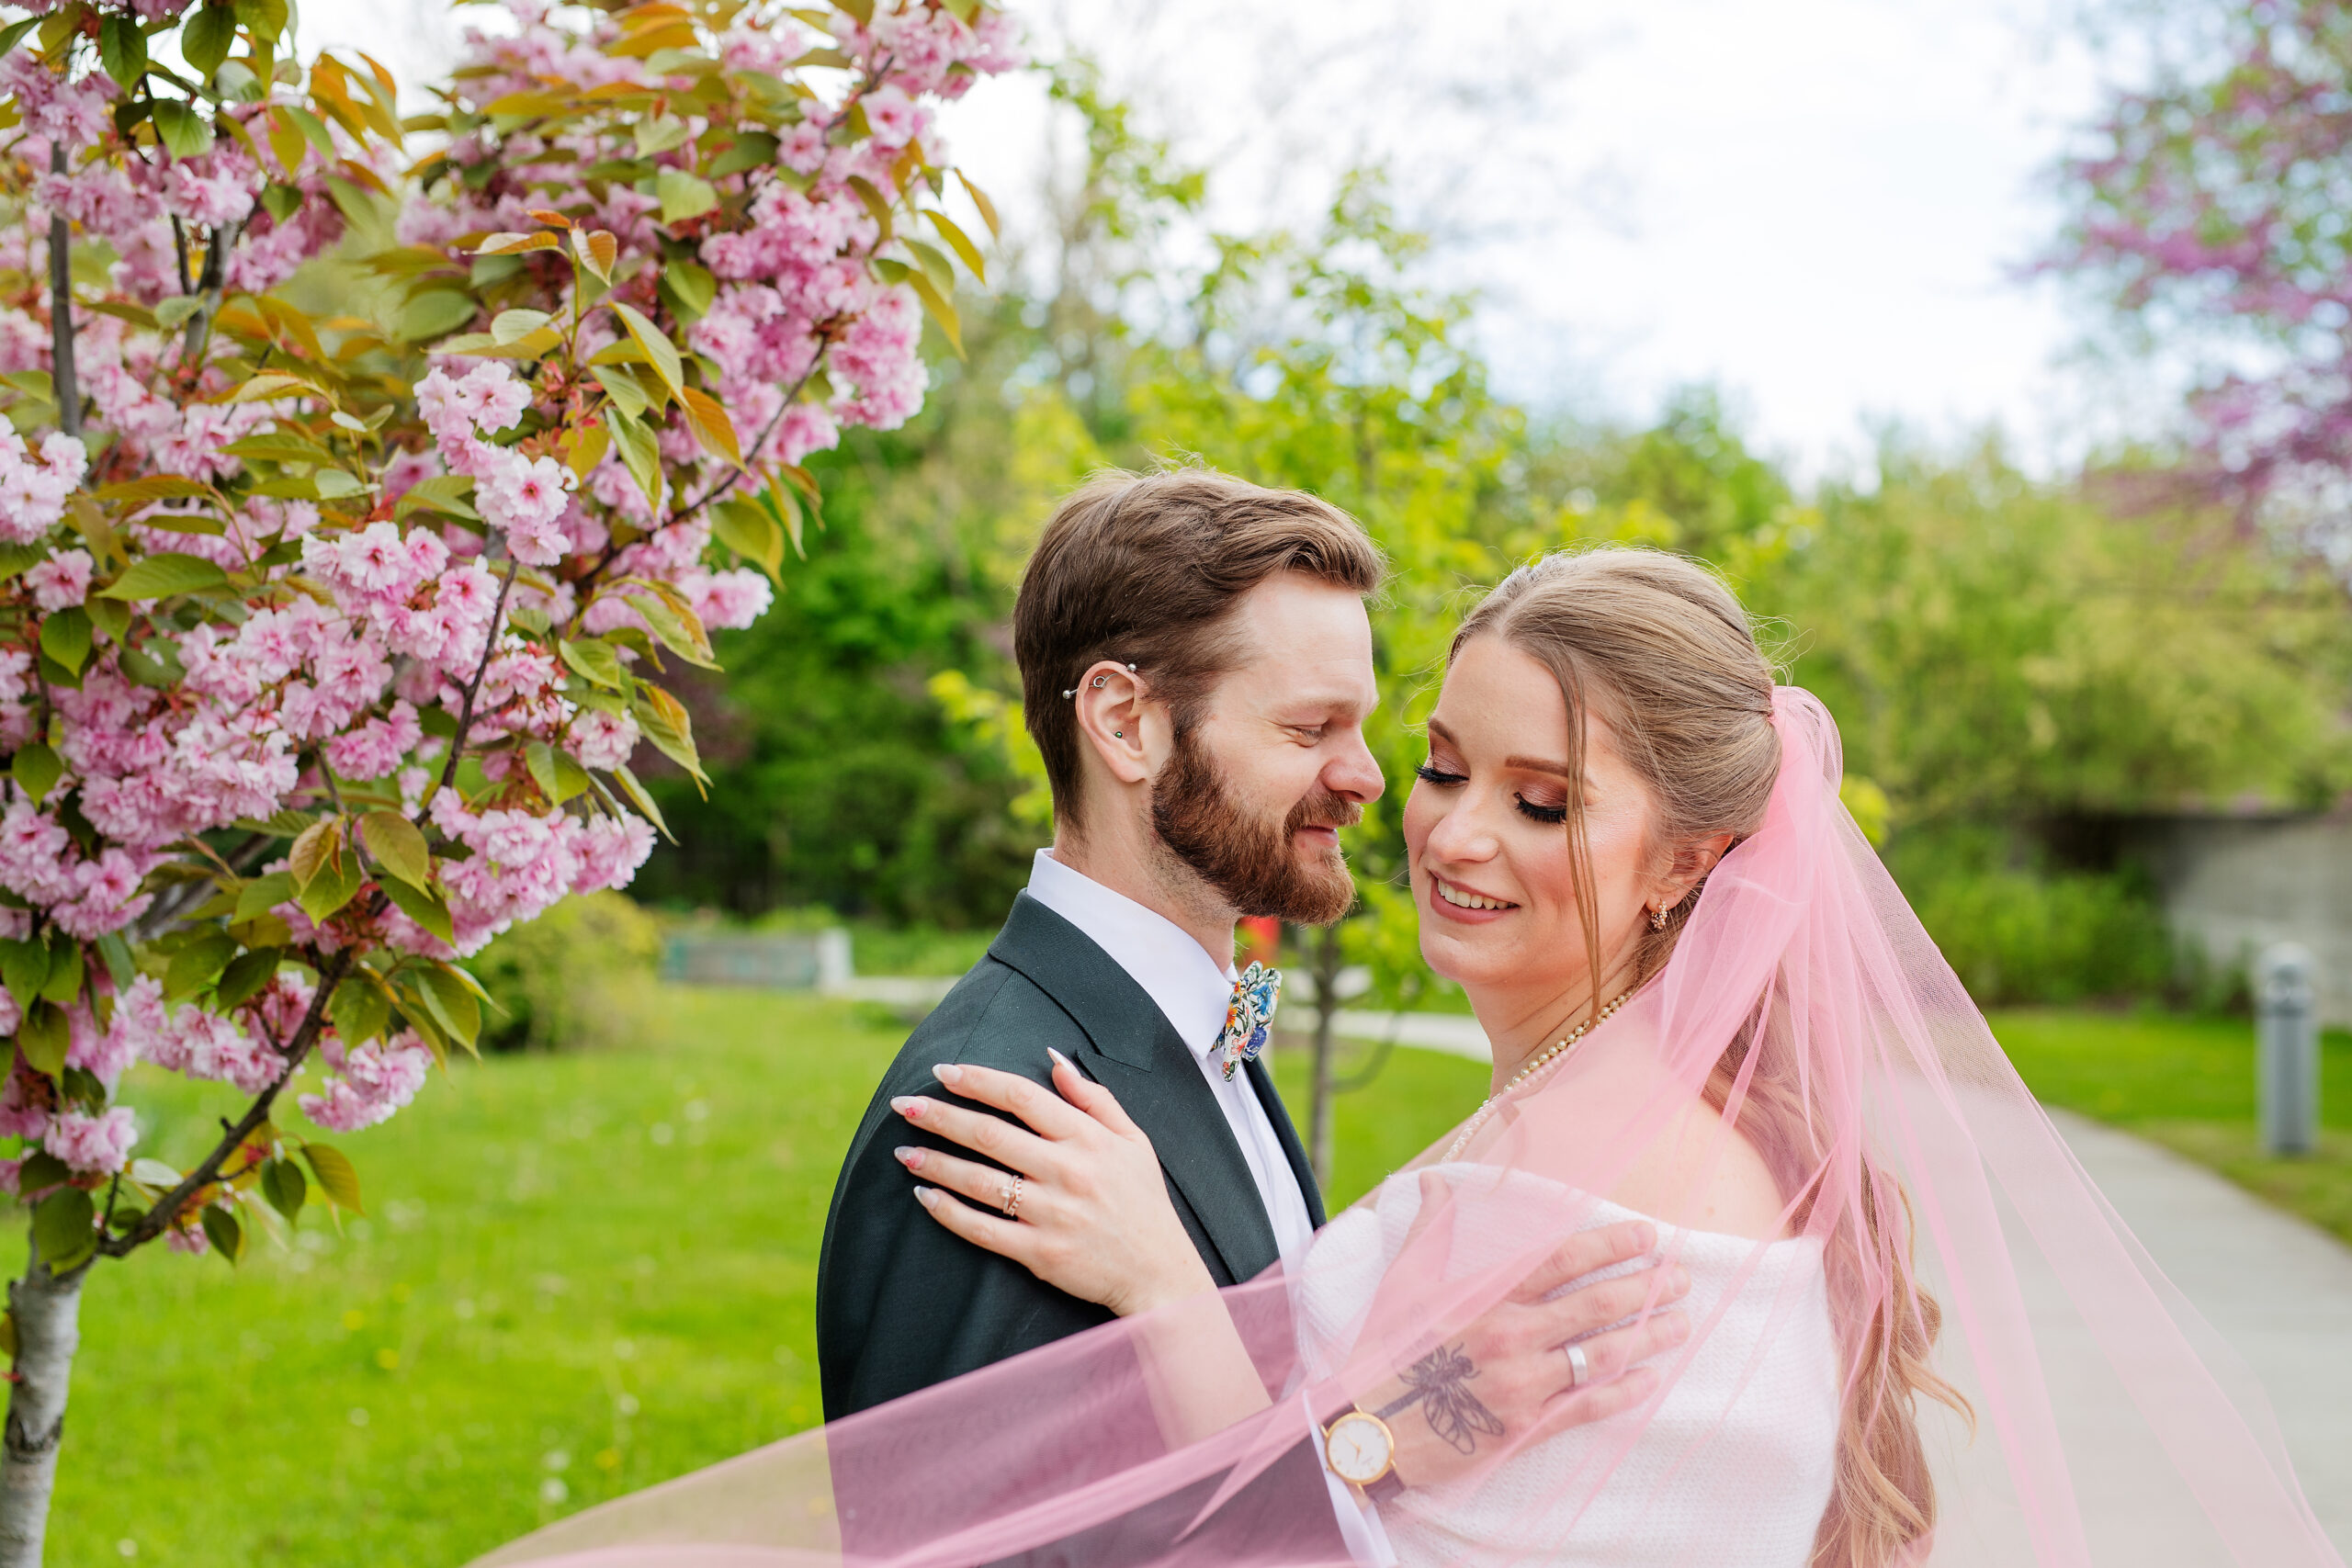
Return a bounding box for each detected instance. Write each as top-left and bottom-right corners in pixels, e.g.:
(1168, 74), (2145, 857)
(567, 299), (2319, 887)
(1287, 791), (1363, 837)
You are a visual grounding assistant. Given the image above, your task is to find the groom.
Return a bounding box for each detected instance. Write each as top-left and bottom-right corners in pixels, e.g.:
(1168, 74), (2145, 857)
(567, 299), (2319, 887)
(816, 468), (1657, 1559)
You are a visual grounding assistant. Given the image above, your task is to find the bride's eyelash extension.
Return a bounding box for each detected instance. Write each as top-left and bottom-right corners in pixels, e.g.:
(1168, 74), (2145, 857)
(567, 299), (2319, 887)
(1415, 762), (1465, 785)
(1515, 796), (1568, 826)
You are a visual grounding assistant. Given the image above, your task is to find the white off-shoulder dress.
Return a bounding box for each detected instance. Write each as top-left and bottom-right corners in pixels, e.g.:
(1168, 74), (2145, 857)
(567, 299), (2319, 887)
(1298, 1168), (1841, 1568)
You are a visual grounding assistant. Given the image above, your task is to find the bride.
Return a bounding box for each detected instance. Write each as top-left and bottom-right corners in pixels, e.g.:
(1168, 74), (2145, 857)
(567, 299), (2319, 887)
(484, 548), (2338, 1568)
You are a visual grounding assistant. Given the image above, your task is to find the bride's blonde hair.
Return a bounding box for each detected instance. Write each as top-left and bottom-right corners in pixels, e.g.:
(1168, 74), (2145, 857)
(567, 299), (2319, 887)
(1453, 546), (1969, 1568)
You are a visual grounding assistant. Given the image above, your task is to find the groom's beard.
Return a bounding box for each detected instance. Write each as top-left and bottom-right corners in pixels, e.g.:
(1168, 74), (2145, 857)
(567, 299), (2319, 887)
(1151, 723), (1361, 924)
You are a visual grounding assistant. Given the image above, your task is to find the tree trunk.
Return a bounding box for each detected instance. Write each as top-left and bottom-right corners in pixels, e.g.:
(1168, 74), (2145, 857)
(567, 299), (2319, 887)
(46, 146), (78, 444)
(1308, 924), (1342, 1192)
(0, 1232), (81, 1566)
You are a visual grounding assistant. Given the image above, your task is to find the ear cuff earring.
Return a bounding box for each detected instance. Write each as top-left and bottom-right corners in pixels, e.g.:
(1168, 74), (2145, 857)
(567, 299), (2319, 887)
(1063, 663), (1139, 699)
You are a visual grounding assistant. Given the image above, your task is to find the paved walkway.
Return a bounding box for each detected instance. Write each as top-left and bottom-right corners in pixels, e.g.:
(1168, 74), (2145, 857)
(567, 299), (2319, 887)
(1334, 1013), (2352, 1559)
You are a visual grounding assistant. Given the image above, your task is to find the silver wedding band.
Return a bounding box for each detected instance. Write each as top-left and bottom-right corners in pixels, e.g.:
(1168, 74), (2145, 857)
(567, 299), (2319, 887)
(1564, 1342), (1589, 1388)
(1001, 1176), (1024, 1221)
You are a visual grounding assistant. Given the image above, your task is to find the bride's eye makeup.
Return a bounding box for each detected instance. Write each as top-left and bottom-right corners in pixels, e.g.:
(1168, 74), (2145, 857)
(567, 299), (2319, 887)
(1414, 761), (1466, 785)
(1514, 795), (1568, 826)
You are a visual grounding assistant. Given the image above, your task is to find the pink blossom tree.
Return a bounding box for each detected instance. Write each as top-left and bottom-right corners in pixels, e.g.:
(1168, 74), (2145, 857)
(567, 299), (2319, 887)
(2050, 0), (2352, 559)
(0, 0), (1016, 1554)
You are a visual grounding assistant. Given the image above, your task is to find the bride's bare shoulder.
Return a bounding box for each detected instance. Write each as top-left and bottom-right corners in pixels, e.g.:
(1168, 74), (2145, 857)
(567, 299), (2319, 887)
(1604, 1093), (1789, 1241)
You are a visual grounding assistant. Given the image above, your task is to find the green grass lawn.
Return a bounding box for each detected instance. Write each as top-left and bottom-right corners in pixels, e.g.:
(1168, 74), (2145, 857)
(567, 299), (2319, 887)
(1990, 1006), (2352, 1244)
(28, 990), (2346, 1565)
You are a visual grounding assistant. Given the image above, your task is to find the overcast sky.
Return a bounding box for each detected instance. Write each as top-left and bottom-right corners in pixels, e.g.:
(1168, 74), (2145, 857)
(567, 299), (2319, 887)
(306, 0), (2132, 479)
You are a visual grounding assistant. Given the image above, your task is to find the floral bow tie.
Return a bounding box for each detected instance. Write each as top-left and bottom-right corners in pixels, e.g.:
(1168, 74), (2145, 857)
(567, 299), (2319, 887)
(1216, 962), (1283, 1080)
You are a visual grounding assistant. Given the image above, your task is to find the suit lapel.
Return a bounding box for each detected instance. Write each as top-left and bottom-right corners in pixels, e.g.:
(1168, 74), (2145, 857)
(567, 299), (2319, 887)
(1246, 1057), (1327, 1229)
(988, 895), (1283, 1284)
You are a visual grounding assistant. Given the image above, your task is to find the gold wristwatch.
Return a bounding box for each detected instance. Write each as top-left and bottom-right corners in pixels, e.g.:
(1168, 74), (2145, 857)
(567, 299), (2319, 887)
(1323, 1404), (1407, 1502)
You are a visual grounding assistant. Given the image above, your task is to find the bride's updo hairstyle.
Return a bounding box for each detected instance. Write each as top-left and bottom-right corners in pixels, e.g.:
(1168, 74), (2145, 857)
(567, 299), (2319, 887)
(1453, 547), (1962, 1568)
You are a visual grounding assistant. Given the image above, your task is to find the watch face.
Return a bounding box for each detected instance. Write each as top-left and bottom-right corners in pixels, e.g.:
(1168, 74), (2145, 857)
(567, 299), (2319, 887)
(1326, 1412), (1394, 1485)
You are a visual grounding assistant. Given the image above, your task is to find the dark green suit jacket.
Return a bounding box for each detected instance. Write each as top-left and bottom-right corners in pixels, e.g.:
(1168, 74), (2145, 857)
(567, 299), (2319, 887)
(816, 891), (1329, 1420)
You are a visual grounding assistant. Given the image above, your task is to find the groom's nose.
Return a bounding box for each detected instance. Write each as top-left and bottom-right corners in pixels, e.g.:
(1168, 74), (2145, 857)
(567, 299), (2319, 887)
(1322, 723), (1385, 805)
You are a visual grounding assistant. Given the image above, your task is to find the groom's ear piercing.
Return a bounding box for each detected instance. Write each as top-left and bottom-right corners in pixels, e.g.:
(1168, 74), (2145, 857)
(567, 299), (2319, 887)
(1064, 662), (1138, 699)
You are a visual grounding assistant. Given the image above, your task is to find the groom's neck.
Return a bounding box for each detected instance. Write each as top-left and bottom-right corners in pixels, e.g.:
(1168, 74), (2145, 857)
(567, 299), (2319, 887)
(1049, 827), (1237, 973)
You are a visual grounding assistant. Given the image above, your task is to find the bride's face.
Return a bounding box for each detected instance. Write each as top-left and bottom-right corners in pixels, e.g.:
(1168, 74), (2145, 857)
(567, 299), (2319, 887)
(1403, 635), (1662, 999)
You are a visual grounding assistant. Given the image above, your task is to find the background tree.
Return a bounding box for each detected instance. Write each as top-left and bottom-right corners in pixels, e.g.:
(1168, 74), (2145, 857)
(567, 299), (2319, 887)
(0, 0), (1013, 1553)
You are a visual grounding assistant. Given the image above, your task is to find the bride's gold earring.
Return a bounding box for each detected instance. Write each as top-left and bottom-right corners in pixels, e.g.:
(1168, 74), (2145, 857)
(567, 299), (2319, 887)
(1650, 904), (1670, 932)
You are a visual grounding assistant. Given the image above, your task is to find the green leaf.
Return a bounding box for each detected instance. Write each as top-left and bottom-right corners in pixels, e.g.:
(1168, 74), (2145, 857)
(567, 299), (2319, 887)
(608, 301), (684, 400)
(97, 13), (148, 88)
(300, 1143), (364, 1214)
(233, 871), (298, 921)
(924, 209), (987, 281)
(200, 1204), (244, 1265)
(611, 765), (673, 841)
(399, 288), (477, 344)
(623, 591), (717, 669)
(416, 965), (481, 1052)
(632, 115), (693, 156)
(98, 553), (231, 601)
(10, 743), (63, 807)
(656, 168), (719, 226)
(17, 1153), (71, 1199)
(491, 308), (553, 344)
(39, 608), (91, 675)
(151, 100), (215, 161)
(94, 932), (135, 991)
(710, 498), (784, 581)
(37, 938), (80, 1007)
(558, 637), (626, 691)
(379, 874), (455, 947)
(84, 595), (129, 646)
(0, 18), (40, 57)
(233, 0), (290, 49)
(391, 473), (480, 524)
(903, 269), (963, 358)
(260, 1156), (307, 1222)
(0, 544), (44, 585)
(296, 849), (364, 925)
(356, 810), (429, 889)
(289, 818), (341, 888)
(328, 974), (390, 1044)
(214, 946), (280, 1011)
(164, 931), (239, 998)
(17, 1003), (68, 1079)
(33, 1189), (95, 1273)
(182, 5), (238, 76)
(657, 260), (717, 322)
(605, 409), (663, 514)
(631, 685), (707, 787)
(705, 131), (778, 179)
(903, 237), (956, 294)
(0, 940), (50, 1007)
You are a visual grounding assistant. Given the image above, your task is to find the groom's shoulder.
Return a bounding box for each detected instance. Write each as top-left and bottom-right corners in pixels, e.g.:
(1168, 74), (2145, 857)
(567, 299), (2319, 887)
(888, 951), (1088, 1082)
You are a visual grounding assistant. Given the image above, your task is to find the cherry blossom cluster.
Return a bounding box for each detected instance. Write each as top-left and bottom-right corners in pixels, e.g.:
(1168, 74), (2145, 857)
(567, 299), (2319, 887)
(0, 0), (1015, 1276)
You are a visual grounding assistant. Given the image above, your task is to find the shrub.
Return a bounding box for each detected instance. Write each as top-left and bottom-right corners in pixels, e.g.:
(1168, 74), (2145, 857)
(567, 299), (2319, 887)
(1886, 826), (2177, 1006)
(469, 895), (664, 1053)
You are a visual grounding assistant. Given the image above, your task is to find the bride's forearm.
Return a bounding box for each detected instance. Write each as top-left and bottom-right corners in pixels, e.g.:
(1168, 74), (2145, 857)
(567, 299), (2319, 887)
(1130, 1288), (1278, 1449)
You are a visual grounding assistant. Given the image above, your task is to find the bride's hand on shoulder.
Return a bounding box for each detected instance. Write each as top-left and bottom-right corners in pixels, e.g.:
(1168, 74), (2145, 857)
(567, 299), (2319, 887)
(890, 1052), (1216, 1318)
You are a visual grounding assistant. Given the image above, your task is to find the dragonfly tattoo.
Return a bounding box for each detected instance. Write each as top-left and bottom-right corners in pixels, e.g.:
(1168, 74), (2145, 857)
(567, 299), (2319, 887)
(1374, 1342), (1507, 1455)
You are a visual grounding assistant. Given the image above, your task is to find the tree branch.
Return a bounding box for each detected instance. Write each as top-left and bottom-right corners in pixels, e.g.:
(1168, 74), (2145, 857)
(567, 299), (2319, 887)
(427, 557), (521, 810)
(46, 146), (78, 444)
(96, 947), (353, 1257)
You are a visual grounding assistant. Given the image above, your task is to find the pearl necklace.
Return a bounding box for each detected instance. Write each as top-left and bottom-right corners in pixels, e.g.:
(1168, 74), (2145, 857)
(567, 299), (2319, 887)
(1442, 987), (1636, 1163)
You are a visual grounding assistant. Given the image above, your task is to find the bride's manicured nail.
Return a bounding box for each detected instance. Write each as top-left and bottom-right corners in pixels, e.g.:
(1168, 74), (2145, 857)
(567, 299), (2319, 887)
(1047, 1046), (1073, 1072)
(890, 1096), (924, 1120)
(1664, 1312), (1691, 1345)
(894, 1145), (922, 1169)
(912, 1185), (937, 1208)
(1667, 1266), (1691, 1297)
(1634, 1223), (1657, 1252)
(933, 1063), (963, 1086)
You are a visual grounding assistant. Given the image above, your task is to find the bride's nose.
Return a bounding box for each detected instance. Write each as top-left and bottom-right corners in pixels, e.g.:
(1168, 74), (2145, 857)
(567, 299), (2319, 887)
(1423, 792), (1503, 865)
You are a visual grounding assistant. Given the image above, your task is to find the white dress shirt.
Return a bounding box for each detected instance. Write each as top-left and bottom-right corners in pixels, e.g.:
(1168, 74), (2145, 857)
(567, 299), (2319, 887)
(1021, 849), (1395, 1566)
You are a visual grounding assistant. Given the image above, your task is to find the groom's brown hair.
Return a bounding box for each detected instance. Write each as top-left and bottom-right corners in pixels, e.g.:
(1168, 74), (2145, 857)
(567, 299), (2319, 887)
(1015, 466), (1382, 829)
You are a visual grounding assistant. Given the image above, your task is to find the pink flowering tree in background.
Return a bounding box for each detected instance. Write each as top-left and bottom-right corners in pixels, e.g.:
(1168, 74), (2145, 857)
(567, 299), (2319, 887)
(2050, 0), (2352, 569)
(0, 0), (1015, 1554)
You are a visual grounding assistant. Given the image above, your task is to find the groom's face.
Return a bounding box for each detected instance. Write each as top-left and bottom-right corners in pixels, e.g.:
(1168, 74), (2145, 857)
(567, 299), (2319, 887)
(1148, 573), (1385, 923)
